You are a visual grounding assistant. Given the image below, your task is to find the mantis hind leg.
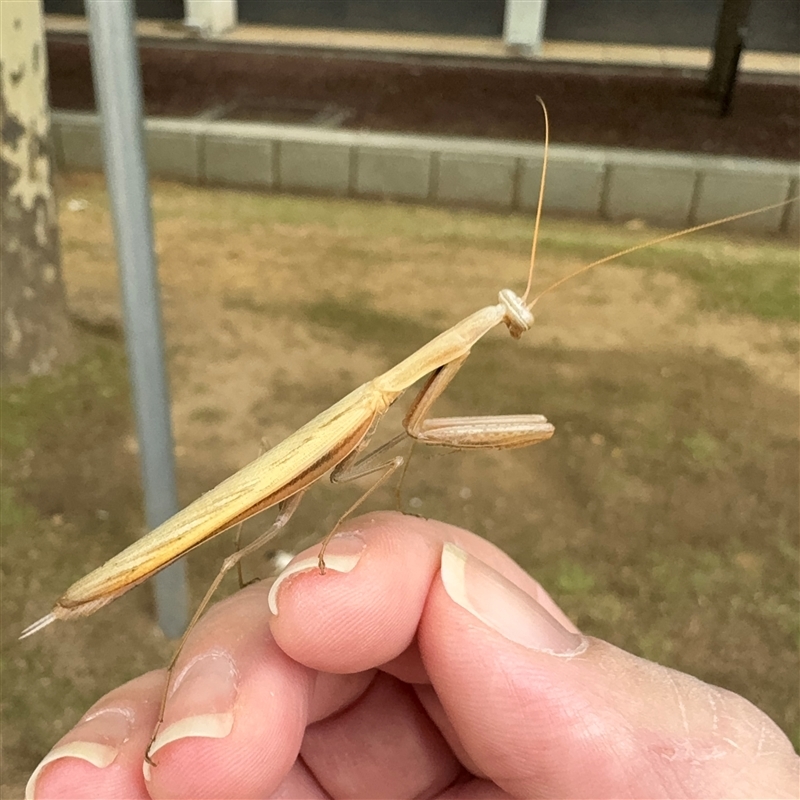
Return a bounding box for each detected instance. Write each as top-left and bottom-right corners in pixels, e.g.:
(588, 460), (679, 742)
(145, 490), (305, 765)
(234, 437), (272, 589)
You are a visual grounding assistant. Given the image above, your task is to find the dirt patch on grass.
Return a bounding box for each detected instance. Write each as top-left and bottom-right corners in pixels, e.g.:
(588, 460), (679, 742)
(59, 173), (798, 411)
(3, 174), (797, 789)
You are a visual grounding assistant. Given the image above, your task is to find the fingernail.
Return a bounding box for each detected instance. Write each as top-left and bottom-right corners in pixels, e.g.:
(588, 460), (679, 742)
(26, 708), (131, 799)
(268, 532), (366, 616)
(441, 542), (585, 655)
(147, 651), (238, 763)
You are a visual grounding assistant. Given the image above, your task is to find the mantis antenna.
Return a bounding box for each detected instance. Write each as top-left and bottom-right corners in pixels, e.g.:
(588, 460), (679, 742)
(528, 199), (797, 310)
(522, 96), (550, 304)
(515, 98), (792, 311)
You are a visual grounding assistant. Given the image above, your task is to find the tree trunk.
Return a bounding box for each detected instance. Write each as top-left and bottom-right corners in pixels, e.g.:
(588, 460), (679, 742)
(1, 0), (73, 384)
(706, 0), (753, 99)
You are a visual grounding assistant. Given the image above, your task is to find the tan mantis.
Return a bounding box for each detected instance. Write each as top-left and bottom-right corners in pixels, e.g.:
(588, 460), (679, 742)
(20, 100), (792, 649)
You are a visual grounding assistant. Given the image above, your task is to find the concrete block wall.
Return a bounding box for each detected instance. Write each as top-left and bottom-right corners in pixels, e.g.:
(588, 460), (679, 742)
(785, 180), (800, 237)
(55, 114), (103, 171)
(435, 152), (517, 207)
(204, 127), (275, 187)
(144, 119), (206, 181)
(50, 112), (799, 235)
(604, 151), (698, 226)
(694, 159), (793, 232)
(355, 146), (431, 201)
(519, 147), (606, 214)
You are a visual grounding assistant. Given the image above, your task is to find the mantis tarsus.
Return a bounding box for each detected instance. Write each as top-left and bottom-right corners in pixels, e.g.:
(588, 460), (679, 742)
(20, 98), (792, 648)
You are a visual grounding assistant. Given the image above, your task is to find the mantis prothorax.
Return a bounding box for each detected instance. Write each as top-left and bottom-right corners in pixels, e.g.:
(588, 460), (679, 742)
(20, 99), (793, 643)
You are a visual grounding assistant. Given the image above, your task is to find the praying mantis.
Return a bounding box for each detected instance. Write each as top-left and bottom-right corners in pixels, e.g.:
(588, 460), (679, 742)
(20, 99), (792, 650)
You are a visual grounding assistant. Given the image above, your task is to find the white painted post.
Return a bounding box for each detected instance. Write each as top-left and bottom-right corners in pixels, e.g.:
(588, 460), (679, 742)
(503, 0), (547, 56)
(184, 0), (237, 37)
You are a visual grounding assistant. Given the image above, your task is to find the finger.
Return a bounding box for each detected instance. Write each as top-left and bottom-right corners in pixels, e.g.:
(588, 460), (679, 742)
(419, 542), (800, 799)
(26, 670), (164, 800)
(269, 511), (575, 677)
(414, 684), (487, 779)
(438, 780), (516, 799)
(266, 761), (328, 800)
(144, 581), (372, 799)
(301, 671), (460, 799)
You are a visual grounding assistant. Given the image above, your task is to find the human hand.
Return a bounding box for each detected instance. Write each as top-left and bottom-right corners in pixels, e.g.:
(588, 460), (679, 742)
(27, 512), (798, 799)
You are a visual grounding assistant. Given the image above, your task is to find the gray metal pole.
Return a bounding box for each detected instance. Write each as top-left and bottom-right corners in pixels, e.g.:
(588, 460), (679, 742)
(86, 0), (188, 639)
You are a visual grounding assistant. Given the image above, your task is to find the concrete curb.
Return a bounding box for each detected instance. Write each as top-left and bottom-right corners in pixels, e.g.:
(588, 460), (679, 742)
(52, 111), (799, 235)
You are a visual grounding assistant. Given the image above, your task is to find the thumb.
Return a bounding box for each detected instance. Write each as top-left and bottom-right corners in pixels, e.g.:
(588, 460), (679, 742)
(417, 543), (798, 799)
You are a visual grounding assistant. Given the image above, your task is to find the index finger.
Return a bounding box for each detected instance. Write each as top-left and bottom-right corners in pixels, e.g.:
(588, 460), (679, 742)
(268, 510), (577, 676)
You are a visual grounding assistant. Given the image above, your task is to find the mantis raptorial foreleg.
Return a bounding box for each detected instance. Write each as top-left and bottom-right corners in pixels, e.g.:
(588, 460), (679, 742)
(404, 354), (555, 451)
(320, 352), (558, 568)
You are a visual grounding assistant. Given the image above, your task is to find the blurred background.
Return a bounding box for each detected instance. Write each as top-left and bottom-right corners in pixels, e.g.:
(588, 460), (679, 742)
(2, 1), (798, 794)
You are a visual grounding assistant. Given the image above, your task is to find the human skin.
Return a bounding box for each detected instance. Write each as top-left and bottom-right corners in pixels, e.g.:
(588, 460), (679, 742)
(27, 512), (799, 799)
